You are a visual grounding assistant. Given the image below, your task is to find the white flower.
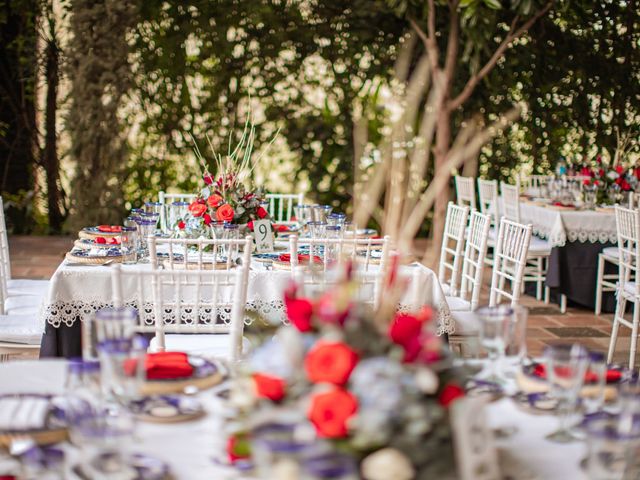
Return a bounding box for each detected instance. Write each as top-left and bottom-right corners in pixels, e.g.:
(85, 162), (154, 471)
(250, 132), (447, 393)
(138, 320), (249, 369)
(361, 448), (415, 480)
(414, 368), (439, 394)
(608, 170), (619, 180)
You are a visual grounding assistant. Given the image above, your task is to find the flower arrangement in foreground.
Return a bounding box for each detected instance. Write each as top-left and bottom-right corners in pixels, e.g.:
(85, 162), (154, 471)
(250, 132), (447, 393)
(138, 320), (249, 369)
(225, 262), (467, 479)
(174, 116), (278, 237)
(580, 154), (640, 205)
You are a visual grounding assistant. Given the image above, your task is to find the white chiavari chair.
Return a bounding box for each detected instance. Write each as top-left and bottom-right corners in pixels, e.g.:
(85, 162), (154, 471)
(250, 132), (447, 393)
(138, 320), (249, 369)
(477, 179), (499, 227)
(501, 182), (553, 304)
(438, 202), (469, 296)
(148, 236), (252, 272)
(595, 246), (619, 315)
(287, 235), (390, 274)
(454, 176), (476, 210)
(157, 191), (198, 232)
(607, 206), (640, 368)
(265, 193), (304, 225)
(520, 174), (552, 196)
(0, 198), (48, 316)
(446, 211), (491, 312)
(489, 218), (532, 307)
(0, 314), (42, 361)
(448, 217), (531, 356)
(111, 264), (250, 362)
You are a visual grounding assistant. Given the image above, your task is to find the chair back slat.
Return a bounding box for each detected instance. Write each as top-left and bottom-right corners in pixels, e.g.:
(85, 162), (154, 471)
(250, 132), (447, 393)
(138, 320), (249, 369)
(265, 193), (304, 225)
(459, 211), (491, 310)
(455, 176), (476, 210)
(477, 179), (499, 226)
(489, 218), (532, 306)
(500, 182), (520, 223)
(615, 206), (640, 297)
(438, 202), (469, 296)
(149, 236), (252, 272)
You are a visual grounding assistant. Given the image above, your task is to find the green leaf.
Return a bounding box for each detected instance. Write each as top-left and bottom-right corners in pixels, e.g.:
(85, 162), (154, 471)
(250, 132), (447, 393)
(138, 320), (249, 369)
(483, 0), (502, 10)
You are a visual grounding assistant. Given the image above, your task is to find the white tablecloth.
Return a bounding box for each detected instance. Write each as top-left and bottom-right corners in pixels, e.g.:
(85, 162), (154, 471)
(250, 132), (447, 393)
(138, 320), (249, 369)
(520, 201), (616, 247)
(0, 360), (586, 479)
(41, 261), (454, 335)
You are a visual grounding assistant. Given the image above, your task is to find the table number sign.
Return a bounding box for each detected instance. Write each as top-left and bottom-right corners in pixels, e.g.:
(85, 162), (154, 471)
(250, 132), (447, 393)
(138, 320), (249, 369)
(253, 219), (274, 252)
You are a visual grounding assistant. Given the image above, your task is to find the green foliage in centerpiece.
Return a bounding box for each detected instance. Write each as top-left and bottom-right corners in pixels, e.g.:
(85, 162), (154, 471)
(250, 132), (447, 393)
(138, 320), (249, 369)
(225, 262), (468, 479)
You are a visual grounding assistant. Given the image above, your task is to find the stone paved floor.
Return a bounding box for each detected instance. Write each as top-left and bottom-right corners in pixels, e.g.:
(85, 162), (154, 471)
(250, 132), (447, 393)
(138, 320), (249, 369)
(8, 235), (628, 364)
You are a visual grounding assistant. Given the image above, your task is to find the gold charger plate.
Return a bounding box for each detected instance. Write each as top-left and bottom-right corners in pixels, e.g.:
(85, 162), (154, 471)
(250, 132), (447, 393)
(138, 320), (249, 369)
(65, 252), (124, 265)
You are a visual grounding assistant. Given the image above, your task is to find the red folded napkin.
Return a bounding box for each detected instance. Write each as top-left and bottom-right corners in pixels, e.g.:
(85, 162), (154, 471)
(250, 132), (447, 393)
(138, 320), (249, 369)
(551, 202), (575, 208)
(125, 352), (194, 380)
(97, 225), (122, 233)
(532, 363), (622, 384)
(278, 253), (323, 264)
(273, 224), (290, 233)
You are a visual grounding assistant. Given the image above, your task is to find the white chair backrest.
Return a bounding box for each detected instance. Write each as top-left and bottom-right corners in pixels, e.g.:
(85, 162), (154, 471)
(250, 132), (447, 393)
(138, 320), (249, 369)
(111, 264), (249, 362)
(148, 235), (252, 272)
(0, 197), (10, 309)
(489, 218), (532, 307)
(615, 206), (640, 297)
(500, 182), (520, 223)
(158, 191), (198, 232)
(288, 235), (390, 274)
(454, 176), (476, 210)
(438, 202), (469, 296)
(265, 193), (304, 225)
(521, 174), (552, 192)
(459, 211), (491, 310)
(477, 179), (499, 226)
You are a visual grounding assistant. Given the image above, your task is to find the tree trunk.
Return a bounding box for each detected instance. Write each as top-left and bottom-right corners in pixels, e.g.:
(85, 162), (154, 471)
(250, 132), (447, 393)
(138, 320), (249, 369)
(43, 33), (64, 232)
(430, 107), (452, 266)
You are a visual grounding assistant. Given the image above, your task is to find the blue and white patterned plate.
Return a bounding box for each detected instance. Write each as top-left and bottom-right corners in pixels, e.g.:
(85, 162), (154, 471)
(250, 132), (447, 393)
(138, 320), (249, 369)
(74, 452), (170, 480)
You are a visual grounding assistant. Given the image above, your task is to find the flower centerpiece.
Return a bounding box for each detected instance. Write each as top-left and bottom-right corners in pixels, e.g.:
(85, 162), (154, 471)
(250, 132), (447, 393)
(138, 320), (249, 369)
(174, 117), (279, 238)
(225, 261), (467, 479)
(581, 155), (638, 206)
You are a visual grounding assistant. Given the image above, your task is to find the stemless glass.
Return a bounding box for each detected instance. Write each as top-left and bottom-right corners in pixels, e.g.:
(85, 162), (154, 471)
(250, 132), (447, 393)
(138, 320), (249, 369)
(504, 305), (528, 373)
(477, 305), (512, 383)
(545, 344), (589, 443)
(135, 217), (157, 261)
(141, 211), (160, 232)
(120, 226), (137, 264)
(308, 221), (327, 239)
(223, 223), (240, 261)
(583, 351), (607, 415)
(312, 205), (332, 223)
(585, 414), (640, 480)
(294, 204), (312, 229)
(144, 201), (163, 216)
(169, 201), (189, 231)
(327, 213), (347, 228)
(325, 225), (342, 263)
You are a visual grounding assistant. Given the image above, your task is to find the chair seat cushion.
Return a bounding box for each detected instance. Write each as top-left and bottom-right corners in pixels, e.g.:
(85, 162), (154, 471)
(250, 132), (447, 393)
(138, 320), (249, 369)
(446, 296), (472, 312)
(452, 311), (480, 335)
(5, 295), (42, 316)
(527, 236), (552, 256)
(623, 282), (639, 297)
(602, 247), (619, 259)
(441, 283), (451, 296)
(8, 279), (49, 297)
(0, 314), (43, 345)
(149, 334), (251, 359)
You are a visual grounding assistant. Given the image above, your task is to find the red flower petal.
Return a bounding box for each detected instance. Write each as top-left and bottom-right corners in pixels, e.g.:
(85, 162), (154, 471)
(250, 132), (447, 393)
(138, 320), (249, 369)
(252, 373), (286, 402)
(438, 383), (465, 407)
(304, 341), (358, 386)
(308, 388), (358, 438)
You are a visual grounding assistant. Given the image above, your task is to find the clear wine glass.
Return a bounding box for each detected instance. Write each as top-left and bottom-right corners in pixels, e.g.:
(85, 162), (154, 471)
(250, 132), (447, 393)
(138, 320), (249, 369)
(545, 344), (589, 443)
(477, 305), (512, 384)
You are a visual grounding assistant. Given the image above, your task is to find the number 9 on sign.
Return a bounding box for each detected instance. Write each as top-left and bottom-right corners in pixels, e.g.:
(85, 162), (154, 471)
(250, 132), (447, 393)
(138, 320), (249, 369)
(253, 219), (274, 253)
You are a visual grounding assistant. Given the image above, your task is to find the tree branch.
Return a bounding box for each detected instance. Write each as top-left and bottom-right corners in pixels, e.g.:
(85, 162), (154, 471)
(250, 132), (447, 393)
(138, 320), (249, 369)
(442, 0), (460, 91)
(448, 1), (553, 111)
(409, 0), (439, 72)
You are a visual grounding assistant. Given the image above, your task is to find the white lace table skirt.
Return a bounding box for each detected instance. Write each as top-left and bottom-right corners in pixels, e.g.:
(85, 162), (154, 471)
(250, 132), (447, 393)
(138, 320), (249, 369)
(41, 262), (453, 335)
(519, 201), (616, 247)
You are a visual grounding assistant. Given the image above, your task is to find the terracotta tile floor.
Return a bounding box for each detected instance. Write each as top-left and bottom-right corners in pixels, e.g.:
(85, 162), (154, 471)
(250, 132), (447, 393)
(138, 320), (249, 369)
(8, 235), (629, 364)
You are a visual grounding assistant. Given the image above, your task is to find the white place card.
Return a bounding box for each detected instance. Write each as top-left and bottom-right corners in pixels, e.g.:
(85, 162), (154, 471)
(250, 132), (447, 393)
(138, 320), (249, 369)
(253, 219), (274, 253)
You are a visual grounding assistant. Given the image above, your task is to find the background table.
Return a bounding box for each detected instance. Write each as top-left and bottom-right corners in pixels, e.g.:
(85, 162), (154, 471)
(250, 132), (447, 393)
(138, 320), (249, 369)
(0, 360), (587, 479)
(520, 201), (617, 311)
(39, 261), (452, 358)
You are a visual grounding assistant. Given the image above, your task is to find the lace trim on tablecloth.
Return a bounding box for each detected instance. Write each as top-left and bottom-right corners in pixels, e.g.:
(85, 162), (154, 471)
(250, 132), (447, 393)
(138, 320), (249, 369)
(531, 226), (616, 248)
(42, 299), (455, 335)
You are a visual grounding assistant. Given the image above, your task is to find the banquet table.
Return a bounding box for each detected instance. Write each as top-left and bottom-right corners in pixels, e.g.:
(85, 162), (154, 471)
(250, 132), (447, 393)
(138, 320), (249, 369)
(39, 259), (452, 358)
(0, 359), (588, 479)
(519, 200), (617, 311)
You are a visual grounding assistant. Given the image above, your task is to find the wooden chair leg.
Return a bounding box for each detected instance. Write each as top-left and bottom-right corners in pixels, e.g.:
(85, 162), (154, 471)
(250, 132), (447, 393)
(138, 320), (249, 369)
(595, 254), (605, 315)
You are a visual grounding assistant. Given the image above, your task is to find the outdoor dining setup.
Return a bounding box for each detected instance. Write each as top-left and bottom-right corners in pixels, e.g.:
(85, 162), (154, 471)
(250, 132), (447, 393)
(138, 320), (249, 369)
(0, 1), (639, 478)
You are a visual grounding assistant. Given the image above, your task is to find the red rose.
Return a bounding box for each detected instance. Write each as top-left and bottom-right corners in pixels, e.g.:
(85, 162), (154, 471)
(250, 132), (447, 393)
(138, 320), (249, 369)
(95, 236), (106, 244)
(226, 434), (250, 464)
(207, 194), (223, 208)
(616, 165), (625, 175)
(621, 180), (631, 191)
(188, 201), (207, 217)
(308, 388), (358, 438)
(216, 204), (235, 222)
(247, 220), (254, 231)
(389, 307), (432, 348)
(597, 155), (602, 164)
(257, 206), (268, 219)
(305, 341), (358, 386)
(284, 284), (313, 332)
(252, 373), (286, 402)
(204, 174), (214, 185)
(203, 213), (212, 226)
(599, 168), (605, 177)
(438, 383), (465, 407)
(594, 180), (600, 186)
(177, 221), (185, 230)
(583, 179), (591, 186)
